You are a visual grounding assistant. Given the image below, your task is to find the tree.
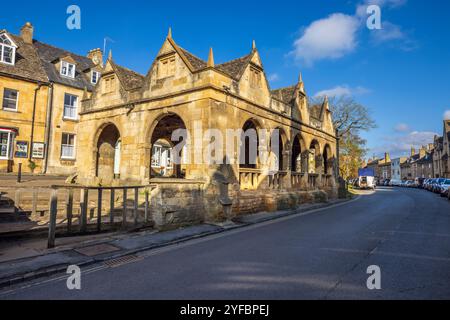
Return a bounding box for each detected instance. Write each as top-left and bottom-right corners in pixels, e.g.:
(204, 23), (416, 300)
(339, 133), (368, 180)
(310, 95), (376, 179)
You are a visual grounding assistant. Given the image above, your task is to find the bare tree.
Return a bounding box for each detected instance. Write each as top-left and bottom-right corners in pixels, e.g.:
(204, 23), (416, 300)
(310, 95), (377, 137)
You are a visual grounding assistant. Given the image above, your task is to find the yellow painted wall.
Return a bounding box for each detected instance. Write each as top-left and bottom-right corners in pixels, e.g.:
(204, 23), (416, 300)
(0, 75), (49, 173)
(46, 83), (85, 175)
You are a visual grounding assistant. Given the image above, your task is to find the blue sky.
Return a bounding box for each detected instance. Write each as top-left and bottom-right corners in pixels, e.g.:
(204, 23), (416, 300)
(2, 0), (450, 159)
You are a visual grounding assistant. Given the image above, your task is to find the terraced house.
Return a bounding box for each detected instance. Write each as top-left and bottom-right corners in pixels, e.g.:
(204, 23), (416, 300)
(75, 30), (338, 224)
(0, 22), (102, 174)
(433, 120), (450, 178)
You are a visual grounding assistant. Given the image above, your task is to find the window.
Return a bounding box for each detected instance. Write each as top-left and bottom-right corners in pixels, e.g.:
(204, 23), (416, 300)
(0, 33), (16, 65)
(103, 76), (115, 93)
(0, 130), (15, 160)
(60, 61), (75, 78)
(61, 133), (75, 159)
(91, 71), (100, 84)
(250, 68), (262, 88)
(63, 93), (78, 120)
(158, 56), (176, 78)
(2, 88), (19, 111)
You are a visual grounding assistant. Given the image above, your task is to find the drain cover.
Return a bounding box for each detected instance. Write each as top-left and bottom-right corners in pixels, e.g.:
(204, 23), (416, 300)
(75, 244), (121, 257)
(103, 255), (143, 268)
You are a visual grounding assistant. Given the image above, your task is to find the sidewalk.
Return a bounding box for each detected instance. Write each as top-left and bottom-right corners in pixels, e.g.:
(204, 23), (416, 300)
(0, 197), (355, 289)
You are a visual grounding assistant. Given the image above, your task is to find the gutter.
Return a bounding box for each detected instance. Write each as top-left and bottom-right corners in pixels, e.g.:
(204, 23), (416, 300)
(29, 82), (44, 161)
(43, 83), (54, 173)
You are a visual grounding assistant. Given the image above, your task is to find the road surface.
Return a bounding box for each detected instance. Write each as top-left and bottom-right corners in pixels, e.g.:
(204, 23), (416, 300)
(2, 187), (450, 299)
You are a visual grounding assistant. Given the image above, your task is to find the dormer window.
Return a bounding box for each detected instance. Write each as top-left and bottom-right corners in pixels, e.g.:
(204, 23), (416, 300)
(60, 61), (75, 78)
(103, 76), (116, 93)
(250, 67), (262, 88)
(158, 55), (176, 78)
(91, 71), (100, 84)
(0, 33), (16, 65)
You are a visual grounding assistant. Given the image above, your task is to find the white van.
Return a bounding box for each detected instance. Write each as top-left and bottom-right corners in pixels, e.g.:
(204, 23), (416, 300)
(358, 176), (376, 190)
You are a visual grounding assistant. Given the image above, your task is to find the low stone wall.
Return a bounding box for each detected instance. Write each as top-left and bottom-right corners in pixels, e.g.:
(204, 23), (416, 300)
(149, 179), (206, 230)
(231, 189), (330, 216)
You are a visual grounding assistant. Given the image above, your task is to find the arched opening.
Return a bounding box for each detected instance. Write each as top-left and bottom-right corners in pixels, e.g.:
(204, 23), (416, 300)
(269, 128), (287, 172)
(96, 124), (121, 182)
(150, 114), (187, 178)
(309, 140), (321, 174)
(240, 120), (260, 169)
(323, 144), (333, 175)
(291, 135), (304, 173)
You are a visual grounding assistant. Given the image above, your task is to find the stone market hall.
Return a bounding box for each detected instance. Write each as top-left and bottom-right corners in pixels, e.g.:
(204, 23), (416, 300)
(76, 30), (339, 226)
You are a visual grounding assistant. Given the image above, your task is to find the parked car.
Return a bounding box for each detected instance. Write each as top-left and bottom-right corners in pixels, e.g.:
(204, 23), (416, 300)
(390, 179), (402, 186)
(433, 178), (447, 193)
(426, 178), (436, 191)
(406, 180), (415, 187)
(438, 179), (450, 197)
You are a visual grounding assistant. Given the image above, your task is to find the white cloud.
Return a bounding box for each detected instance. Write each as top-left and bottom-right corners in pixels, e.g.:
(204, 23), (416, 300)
(356, 0), (407, 18)
(394, 123), (410, 132)
(290, 0), (413, 65)
(268, 73), (280, 82)
(372, 130), (437, 158)
(315, 85), (370, 98)
(444, 110), (450, 120)
(291, 13), (359, 66)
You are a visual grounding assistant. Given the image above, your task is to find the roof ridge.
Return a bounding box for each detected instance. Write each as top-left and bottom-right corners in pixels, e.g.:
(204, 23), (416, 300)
(216, 53), (253, 66)
(33, 39), (92, 63)
(178, 46), (207, 63)
(111, 60), (145, 78)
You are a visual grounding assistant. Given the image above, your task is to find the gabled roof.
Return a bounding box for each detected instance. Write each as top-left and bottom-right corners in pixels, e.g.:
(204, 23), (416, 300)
(109, 60), (145, 91)
(271, 86), (296, 104)
(309, 104), (324, 121)
(33, 40), (96, 90)
(215, 53), (253, 80)
(178, 47), (207, 71)
(0, 32), (48, 83)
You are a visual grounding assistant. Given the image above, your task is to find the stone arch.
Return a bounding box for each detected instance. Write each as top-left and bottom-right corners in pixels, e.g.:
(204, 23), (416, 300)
(269, 127), (289, 171)
(309, 139), (322, 174)
(147, 112), (188, 178)
(291, 132), (307, 173)
(240, 118), (263, 169)
(95, 123), (122, 183)
(323, 143), (334, 175)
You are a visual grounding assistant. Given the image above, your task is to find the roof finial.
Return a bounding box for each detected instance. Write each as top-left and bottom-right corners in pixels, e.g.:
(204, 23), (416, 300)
(324, 95), (330, 111)
(252, 40), (256, 51)
(108, 49), (113, 61)
(207, 47), (215, 68)
(168, 27), (172, 39)
(298, 72), (303, 84)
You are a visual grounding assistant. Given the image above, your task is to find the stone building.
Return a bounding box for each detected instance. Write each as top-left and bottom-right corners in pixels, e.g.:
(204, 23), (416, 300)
(0, 22), (101, 174)
(433, 120), (450, 178)
(75, 31), (338, 225)
(378, 153), (391, 180)
(0, 24), (49, 173)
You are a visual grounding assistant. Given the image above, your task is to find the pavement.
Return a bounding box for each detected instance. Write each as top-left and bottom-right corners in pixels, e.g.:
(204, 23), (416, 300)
(1, 187), (449, 300)
(0, 196), (351, 289)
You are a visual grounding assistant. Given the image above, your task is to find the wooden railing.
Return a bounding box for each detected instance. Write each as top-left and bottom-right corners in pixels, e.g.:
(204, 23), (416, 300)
(239, 168), (262, 190)
(46, 185), (155, 248)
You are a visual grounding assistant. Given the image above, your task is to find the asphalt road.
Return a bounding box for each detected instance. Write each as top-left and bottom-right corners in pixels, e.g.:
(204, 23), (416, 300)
(2, 187), (450, 300)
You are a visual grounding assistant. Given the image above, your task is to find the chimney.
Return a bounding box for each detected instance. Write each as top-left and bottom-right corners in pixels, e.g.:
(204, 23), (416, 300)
(384, 153), (390, 163)
(20, 22), (34, 44)
(428, 143), (434, 151)
(410, 147), (416, 157)
(87, 48), (103, 67)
